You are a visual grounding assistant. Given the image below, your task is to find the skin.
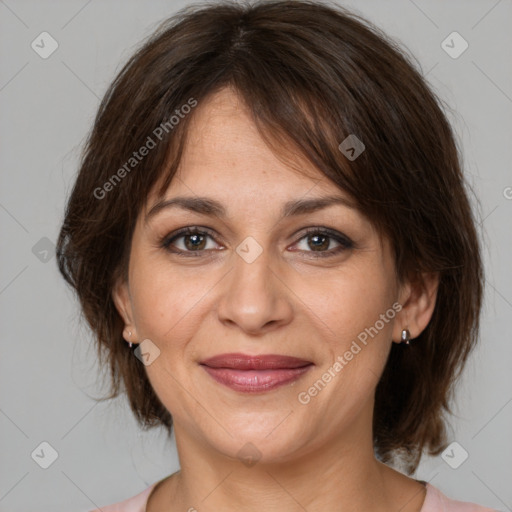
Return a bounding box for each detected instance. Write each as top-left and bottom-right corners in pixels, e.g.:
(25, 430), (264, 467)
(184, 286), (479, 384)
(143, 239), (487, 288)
(113, 86), (439, 512)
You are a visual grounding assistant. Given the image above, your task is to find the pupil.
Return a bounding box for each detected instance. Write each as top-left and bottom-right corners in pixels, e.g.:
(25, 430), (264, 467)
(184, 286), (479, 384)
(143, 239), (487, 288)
(309, 234), (328, 251)
(186, 234), (205, 250)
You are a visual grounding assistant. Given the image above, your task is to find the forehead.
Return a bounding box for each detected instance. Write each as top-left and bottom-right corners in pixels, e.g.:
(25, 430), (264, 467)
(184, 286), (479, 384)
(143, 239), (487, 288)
(150, 87), (338, 206)
(137, 87), (385, 253)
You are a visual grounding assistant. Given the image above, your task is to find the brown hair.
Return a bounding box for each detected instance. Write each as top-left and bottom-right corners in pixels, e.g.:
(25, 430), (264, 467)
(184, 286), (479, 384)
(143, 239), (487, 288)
(56, 0), (483, 473)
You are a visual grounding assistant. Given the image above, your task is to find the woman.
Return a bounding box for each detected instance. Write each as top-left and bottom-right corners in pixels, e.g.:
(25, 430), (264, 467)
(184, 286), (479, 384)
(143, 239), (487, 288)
(56, 0), (496, 510)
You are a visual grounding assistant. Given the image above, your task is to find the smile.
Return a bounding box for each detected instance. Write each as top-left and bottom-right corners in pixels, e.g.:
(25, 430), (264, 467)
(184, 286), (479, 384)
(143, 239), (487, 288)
(200, 353), (314, 393)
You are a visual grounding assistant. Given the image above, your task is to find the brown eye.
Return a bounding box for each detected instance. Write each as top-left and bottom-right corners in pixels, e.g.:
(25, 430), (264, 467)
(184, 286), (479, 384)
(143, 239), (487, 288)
(182, 232), (207, 251)
(306, 233), (330, 251)
(292, 228), (354, 258)
(161, 227), (221, 256)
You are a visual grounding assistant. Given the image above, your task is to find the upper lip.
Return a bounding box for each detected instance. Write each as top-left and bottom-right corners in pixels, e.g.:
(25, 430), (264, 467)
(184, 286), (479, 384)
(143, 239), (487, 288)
(200, 353), (313, 370)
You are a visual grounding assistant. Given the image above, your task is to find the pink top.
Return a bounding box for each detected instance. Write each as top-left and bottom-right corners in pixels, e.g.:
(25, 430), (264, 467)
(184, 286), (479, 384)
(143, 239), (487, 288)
(90, 481), (497, 512)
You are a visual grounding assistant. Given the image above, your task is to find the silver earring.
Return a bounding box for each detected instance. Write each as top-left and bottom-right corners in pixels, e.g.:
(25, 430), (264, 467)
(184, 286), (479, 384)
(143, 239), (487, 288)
(401, 328), (411, 345)
(127, 330), (133, 348)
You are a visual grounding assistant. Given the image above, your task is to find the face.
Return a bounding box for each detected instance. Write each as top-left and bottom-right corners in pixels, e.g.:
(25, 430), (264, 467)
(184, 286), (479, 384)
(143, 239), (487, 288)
(113, 87), (419, 465)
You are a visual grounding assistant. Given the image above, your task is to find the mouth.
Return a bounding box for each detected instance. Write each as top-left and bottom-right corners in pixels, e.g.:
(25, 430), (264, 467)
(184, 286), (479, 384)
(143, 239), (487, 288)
(199, 353), (314, 393)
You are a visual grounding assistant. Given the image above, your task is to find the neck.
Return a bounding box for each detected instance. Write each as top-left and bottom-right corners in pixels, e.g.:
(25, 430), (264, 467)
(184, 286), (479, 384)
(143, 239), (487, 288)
(159, 415), (425, 512)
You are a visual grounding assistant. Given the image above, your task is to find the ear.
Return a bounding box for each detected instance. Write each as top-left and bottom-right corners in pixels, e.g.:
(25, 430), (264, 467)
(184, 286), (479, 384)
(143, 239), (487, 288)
(392, 271), (439, 344)
(112, 276), (138, 343)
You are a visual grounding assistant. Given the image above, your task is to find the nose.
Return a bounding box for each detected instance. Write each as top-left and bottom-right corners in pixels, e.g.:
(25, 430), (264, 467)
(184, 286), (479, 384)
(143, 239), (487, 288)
(216, 243), (294, 335)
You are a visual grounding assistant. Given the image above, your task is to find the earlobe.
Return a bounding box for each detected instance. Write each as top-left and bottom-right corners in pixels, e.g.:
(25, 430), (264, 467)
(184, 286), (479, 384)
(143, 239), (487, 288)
(392, 272), (439, 344)
(112, 278), (137, 341)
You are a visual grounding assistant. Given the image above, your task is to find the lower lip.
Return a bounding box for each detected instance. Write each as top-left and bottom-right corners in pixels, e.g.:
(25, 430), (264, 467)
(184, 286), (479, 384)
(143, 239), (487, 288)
(201, 365), (313, 393)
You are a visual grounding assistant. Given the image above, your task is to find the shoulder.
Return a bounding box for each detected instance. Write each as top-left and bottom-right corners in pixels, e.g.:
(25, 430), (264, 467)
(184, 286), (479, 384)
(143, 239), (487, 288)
(422, 483), (498, 512)
(88, 482), (157, 512)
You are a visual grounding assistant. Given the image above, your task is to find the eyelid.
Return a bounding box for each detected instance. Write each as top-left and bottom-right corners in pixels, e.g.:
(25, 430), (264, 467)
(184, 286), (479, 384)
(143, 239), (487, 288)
(294, 226), (354, 246)
(160, 225), (355, 257)
(160, 226), (224, 252)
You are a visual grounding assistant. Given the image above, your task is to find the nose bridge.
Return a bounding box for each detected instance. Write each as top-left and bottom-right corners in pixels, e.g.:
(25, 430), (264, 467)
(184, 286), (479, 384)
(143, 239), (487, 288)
(216, 235), (292, 333)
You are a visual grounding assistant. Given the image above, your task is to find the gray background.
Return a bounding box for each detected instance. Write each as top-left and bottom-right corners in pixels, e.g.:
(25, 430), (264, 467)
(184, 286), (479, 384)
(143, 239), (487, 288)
(1, 0), (511, 510)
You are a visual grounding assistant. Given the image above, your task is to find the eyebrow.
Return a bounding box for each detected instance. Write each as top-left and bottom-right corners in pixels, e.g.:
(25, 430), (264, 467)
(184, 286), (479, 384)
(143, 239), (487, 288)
(145, 194), (356, 222)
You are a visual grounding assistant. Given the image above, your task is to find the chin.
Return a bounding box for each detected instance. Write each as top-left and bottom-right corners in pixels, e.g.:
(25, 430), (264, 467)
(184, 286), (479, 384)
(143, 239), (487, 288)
(203, 415), (311, 465)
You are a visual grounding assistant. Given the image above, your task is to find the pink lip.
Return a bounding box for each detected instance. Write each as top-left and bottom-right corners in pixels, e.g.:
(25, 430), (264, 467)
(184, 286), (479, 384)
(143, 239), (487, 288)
(200, 353), (313, 393)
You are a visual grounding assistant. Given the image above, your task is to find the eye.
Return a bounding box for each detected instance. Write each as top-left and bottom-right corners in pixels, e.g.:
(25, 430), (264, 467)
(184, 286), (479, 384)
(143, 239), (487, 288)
(291, 227), (354, 258)
(160, 226), (354, 259)
(160, 227), (222, 257)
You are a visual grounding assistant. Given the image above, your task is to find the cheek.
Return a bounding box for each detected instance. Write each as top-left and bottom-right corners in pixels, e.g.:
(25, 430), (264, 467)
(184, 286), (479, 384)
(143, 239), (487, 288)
(129, 256), (208, 343)
(297, 258), (397, 401)
(128, 258), (206, 417)
(297, 258), (397, 348)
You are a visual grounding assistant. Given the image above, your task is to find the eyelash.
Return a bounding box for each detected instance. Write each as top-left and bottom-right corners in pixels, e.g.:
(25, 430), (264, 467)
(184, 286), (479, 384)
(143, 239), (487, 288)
(159, 226), (355, 259)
